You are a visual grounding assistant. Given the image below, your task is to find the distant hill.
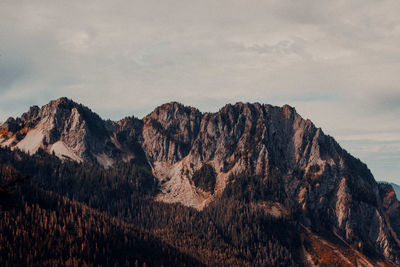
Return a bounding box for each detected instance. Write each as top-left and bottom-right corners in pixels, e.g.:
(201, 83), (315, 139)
(379, 181), (400, 201)
(392, 183), (400, 200)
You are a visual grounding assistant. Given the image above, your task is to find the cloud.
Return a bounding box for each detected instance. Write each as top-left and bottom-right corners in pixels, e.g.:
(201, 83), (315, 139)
(0, 0), (399, 180)
(337, 132), (400, 142)
(371, 91), (400, 114)
(0, 54), (33, 92)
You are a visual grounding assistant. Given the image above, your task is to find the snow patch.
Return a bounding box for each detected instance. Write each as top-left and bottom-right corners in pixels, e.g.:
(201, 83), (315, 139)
(50, 141), (82, 162)
(16, 128), (44, 154)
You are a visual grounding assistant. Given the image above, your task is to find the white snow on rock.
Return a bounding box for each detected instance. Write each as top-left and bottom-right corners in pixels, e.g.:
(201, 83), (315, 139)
(50, 141), (82, 162)
(16, 128), (44, 155)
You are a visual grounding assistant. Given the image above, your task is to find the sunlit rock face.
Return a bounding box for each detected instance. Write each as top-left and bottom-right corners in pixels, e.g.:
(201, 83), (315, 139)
(0, 97), (133, 167)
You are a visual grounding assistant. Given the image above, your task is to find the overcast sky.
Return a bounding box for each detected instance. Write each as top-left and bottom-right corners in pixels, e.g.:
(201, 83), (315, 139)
(0, 0), (399, 183)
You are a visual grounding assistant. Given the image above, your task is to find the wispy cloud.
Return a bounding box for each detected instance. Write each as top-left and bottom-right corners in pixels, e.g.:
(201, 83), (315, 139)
(339, 139), (400, 183)
(337, 133), (400, 142)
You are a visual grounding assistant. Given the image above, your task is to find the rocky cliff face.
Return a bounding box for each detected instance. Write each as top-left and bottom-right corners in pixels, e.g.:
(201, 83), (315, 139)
(0, 98), (138, 167)
(138, 101), (400, 262)
(1, 98), (400, 264)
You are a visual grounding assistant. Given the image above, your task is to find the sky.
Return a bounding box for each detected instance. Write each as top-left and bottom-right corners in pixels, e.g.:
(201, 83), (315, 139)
(0, 0), (399, 183)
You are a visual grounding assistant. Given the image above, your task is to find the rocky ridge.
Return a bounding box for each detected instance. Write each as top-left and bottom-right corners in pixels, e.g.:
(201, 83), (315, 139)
(1, 97), (400, 264)
(0, 98), (142, 167)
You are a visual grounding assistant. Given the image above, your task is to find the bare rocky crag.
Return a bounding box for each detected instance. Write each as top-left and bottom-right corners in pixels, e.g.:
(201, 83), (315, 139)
(1, 97), (400, 265)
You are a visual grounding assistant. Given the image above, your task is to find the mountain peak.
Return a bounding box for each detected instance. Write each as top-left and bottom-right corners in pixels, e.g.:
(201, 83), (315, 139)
(145, 101), (201, 121)
(44, 97), (79, 112)
(0, 97), (117, 164)
(52, 96), (75, 105)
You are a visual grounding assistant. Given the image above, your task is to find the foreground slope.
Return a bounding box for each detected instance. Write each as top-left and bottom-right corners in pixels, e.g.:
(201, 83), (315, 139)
(0, 148), (301, 266)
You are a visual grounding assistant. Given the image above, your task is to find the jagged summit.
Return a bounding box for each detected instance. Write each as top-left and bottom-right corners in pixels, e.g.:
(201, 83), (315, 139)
(0, 97), (123, 166)
(148, 101), (199, 113)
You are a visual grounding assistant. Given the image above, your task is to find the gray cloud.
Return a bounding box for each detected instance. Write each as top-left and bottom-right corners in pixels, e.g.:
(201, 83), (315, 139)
(373, 91), (400, 113)
(340, 139), (400, 184)
(0, 54), (33, 92)
(0, 0), (399, 181)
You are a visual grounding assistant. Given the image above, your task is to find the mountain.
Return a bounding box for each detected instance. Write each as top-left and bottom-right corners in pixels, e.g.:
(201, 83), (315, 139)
(1, 97), (400, 266)
(390, 183), (400, 201)
(379, 182), (400, 200)
(0, 97), (141, 167)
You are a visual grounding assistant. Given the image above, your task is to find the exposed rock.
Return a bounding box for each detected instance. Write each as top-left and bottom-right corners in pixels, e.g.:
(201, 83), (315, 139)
(137, 101), (400, 263)
(141, 102), (202, 163)
(0, 97), (137, 166)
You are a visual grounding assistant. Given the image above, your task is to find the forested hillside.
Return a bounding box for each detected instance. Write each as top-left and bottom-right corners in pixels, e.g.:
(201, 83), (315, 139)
(0, 147), (301, 266)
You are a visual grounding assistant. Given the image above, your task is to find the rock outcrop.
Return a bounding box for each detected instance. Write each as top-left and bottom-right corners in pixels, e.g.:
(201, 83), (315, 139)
(0, 98), (138, 167)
